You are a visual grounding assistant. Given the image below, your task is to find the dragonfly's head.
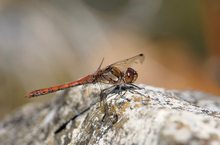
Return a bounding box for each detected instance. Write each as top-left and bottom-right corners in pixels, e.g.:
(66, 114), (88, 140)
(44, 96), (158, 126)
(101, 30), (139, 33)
(124, 67), (138, 84)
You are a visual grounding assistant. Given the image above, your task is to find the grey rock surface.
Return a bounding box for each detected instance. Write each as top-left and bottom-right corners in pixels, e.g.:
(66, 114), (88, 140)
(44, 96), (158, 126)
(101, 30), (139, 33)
(0, 84), (220, 145)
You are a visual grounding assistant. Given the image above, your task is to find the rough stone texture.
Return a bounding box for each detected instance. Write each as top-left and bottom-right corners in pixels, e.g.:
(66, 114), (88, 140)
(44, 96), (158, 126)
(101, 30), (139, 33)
(0, 84), (220, 145)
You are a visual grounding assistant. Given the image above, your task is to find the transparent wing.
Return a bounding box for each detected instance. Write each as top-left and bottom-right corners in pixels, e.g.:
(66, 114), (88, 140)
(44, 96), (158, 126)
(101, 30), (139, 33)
(106, 53), (144, 71)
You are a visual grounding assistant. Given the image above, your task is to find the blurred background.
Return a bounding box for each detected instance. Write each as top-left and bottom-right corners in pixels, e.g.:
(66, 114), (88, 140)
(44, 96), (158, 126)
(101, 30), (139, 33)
(0, 0), (220, 119)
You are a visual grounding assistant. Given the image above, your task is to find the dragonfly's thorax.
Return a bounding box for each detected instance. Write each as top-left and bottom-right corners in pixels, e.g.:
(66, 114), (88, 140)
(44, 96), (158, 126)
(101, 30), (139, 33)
(97, 66), (124, 84)
(96, 66), (138, 85)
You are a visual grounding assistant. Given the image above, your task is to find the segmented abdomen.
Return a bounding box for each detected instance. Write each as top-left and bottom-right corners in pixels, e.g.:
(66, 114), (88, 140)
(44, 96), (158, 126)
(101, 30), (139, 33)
(26, 75), (94, 98)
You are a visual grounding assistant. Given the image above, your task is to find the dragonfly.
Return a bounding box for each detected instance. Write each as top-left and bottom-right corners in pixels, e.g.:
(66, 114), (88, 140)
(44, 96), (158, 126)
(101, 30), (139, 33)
(26, 53), (145, 98)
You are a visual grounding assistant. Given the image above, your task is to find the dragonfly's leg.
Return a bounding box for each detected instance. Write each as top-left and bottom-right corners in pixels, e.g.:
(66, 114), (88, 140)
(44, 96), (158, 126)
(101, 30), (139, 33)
(115, 84), (133, 102)
(128, 89), (147, 97)
(129, 83), (144, 90)
(118, 85), (123, 95)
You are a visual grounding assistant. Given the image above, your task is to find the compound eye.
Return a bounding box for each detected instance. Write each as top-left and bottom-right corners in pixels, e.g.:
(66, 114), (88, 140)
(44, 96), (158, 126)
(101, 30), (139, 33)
(124, 67), (138, 83)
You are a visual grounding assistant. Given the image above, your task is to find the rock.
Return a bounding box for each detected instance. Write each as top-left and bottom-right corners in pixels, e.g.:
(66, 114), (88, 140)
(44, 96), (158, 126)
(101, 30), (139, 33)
(0, 84), (220, 145)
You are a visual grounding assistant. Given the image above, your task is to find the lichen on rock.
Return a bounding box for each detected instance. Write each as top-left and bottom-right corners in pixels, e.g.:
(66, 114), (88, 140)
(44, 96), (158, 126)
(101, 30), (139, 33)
(0, 84), (220, 145)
